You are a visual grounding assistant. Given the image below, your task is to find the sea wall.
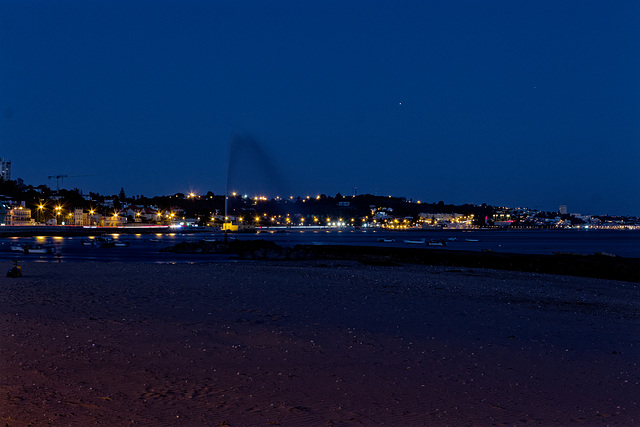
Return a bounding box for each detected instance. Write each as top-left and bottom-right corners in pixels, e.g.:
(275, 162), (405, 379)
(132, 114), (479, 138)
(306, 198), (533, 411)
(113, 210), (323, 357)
(0, 225), (173, 237)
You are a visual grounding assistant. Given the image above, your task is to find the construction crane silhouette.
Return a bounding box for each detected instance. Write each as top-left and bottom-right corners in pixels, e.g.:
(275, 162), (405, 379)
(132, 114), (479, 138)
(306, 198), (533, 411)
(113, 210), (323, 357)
(47, 174), (101, 192)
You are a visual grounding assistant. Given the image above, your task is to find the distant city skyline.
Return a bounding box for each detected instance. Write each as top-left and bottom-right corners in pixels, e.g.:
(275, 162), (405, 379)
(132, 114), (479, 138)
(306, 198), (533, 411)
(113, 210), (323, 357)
(1, 1), (638, 216)
(1, 163), (636, 220)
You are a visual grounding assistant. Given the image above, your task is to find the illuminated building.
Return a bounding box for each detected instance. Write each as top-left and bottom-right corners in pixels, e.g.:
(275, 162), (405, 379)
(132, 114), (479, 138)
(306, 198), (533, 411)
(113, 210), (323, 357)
(9, 206), (32, 225)
(0, 157), (10, 180)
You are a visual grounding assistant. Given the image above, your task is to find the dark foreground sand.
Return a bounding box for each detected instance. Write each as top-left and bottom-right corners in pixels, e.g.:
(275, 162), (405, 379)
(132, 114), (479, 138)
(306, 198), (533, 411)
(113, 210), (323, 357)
(1, 260), (639, 426)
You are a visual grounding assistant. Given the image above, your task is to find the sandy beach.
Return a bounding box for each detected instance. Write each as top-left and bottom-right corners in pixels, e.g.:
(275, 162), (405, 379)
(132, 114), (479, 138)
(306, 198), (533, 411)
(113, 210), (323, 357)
(1, 260), (638, 426)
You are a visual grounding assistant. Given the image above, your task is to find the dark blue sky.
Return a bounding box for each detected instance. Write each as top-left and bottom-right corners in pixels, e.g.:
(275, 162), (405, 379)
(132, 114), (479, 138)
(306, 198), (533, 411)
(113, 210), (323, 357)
(1, 0), (639, 215)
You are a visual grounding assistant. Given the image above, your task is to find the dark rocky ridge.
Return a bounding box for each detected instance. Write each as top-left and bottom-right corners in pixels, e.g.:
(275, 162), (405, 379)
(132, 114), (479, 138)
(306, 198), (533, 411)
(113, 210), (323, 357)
(160, 240), (640, 282)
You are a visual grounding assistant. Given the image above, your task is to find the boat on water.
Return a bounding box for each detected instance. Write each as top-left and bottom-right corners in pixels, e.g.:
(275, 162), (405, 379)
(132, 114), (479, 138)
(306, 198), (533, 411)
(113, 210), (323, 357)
(10, 244), (55, 254)
(24, 245), (55, 254)
(403, 238), (426, 245)
(81, 236), (128, 248)
(401, 238), (448, 246)
(378, 238), (395, 243)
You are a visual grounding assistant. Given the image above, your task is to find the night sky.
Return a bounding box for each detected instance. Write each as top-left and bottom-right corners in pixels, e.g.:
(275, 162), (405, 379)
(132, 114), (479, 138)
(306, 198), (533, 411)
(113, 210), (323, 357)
(1, 1), (638, 216)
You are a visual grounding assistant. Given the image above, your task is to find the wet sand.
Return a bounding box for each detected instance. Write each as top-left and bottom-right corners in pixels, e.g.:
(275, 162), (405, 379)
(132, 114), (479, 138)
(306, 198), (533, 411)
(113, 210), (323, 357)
(1, 261), (639, 426)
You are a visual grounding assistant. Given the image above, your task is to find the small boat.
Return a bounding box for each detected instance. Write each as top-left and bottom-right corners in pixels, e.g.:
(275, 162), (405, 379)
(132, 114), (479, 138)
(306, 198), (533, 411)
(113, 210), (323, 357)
(24, 245), (54, 254)
(81, 239), (95, 246)
(93, 236), (118, 248)
(464, 239), (480, 242)
(403, 238), (426, 245)
(427, 239), (446, 246)
(378, 238), (395, 243)
(10, 245), (26, 253)
(113, 241), (129, 247)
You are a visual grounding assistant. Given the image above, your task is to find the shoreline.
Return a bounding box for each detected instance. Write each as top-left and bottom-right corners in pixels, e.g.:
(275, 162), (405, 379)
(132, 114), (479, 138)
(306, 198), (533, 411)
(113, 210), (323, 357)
(3, 229), (640, 281)
(1, 261), (638, 425)
(2, 225), (640, 238)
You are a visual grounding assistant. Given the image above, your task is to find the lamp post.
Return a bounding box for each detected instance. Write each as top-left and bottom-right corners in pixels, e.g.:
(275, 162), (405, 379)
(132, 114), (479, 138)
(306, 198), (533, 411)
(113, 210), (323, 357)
(55, 206), (62, 225)
(37, 204), (45, 224)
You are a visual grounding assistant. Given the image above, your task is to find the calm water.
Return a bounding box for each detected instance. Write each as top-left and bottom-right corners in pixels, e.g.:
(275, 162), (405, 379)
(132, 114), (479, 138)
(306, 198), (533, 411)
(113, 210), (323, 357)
(0, 229), (638, 263)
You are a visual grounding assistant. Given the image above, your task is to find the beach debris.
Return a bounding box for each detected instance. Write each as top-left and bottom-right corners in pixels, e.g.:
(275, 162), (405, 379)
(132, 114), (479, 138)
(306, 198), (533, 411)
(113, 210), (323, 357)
(6, 259), (22, 278)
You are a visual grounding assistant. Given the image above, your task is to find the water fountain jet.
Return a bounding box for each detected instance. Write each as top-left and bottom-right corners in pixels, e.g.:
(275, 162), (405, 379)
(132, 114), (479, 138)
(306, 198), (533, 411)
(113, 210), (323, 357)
(224, 133), (289, 237)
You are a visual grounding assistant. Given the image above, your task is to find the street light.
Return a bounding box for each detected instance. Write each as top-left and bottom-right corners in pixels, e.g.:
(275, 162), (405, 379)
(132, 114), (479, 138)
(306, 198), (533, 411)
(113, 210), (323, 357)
(55, 206), (62, 225)
(37, 204), (45, 223)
